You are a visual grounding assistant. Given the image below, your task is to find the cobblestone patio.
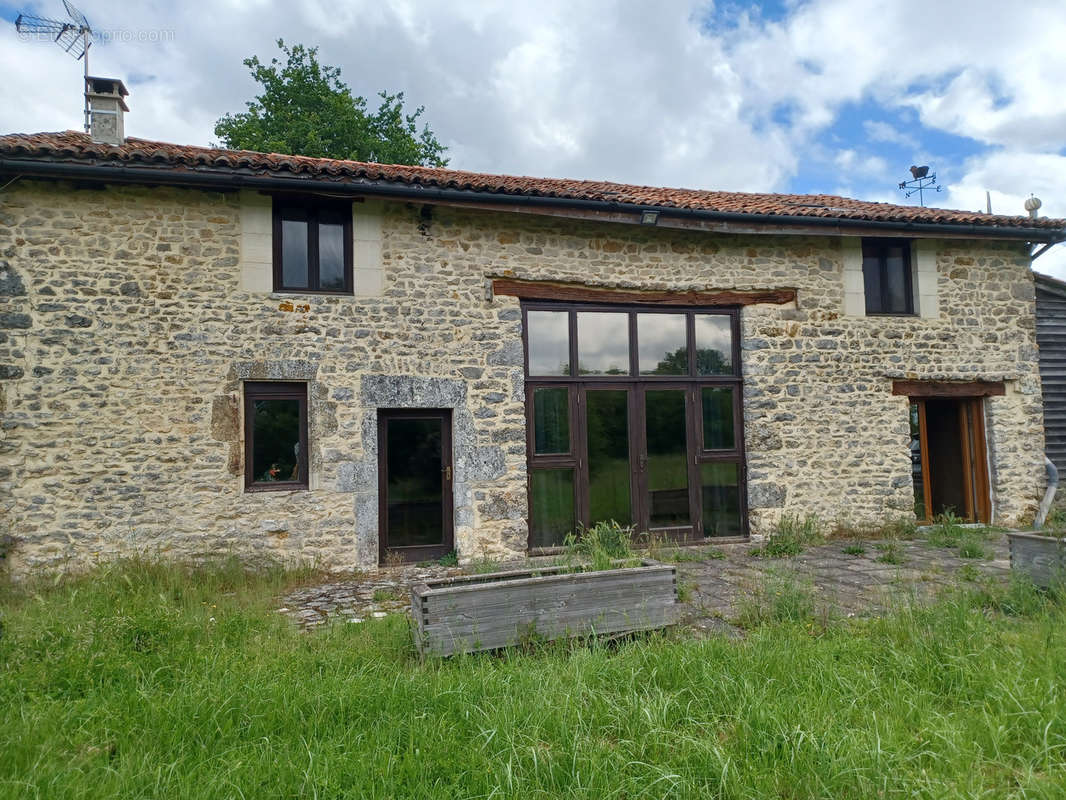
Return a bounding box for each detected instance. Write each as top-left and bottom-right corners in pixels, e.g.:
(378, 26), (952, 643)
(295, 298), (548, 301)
(280, 534), (1012, 632)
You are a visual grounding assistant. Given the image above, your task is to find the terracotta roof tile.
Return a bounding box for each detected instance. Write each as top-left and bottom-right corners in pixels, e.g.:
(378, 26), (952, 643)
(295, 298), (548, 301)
(2, 130), (1064, 232)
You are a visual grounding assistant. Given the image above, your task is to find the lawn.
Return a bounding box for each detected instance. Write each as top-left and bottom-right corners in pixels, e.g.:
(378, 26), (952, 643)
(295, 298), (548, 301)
(1, 561), (1064, 799)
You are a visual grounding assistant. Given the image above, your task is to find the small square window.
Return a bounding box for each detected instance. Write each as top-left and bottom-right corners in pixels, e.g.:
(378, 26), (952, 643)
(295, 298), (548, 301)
(244, 382), (309, 491)
(862, 239), (914, 315)
(273, 200), (353, 294)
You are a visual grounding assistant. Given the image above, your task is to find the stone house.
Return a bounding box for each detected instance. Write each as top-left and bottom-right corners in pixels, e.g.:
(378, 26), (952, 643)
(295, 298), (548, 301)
(2, 84), (1065, 572)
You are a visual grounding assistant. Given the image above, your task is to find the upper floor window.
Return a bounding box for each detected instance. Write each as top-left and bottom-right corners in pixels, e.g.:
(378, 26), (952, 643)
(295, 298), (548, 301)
(862, 239), (913, 315)
(273, 199), (353, 294)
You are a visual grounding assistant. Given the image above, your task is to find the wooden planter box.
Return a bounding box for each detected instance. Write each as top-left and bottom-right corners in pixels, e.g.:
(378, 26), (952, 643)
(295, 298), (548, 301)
(1008, 532), (1066, 588)
(410, 560), (679, 656)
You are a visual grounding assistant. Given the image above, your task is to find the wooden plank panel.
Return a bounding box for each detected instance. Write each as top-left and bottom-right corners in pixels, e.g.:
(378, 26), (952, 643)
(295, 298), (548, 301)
(413, 561), (679, 656)
(491, 278), (795, 308)
(892, 380), (1005, 398)
(1008, 532), (1066, 588)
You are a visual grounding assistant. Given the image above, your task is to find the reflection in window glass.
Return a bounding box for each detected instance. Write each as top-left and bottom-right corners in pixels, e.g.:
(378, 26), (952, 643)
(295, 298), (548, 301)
(577, 312), (629, 375)
(694, 315), (732, 375)
(586, 390), (631, 525)
(252, 399), (301, 483)
(318, 222), (346, 290)
(533, 387), (569, 455)
(645, 389), (689, 527)
(530, 469), (575, 547)
(701, 462), (741, 537)
(701, 387), (735, 450)
(281, 219), (308, 288)
(527, 311), (570, 376)
(386, 417), (444, 547)
(910, 402), (926, 519)
(883, 246), (909, 311)
(638, 313), (687, 375)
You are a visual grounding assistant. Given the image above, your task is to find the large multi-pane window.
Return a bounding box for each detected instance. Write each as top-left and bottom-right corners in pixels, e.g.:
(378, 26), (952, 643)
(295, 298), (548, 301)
(524, 305), (746, 548)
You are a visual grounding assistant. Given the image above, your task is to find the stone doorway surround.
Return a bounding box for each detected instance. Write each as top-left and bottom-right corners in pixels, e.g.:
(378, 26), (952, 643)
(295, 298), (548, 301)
(352, 376), (506, 568)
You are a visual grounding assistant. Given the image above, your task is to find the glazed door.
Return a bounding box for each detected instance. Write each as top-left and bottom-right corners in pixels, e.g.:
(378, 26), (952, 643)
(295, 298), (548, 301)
(378, 410), (454, 564)
(639, 386), (699, 542)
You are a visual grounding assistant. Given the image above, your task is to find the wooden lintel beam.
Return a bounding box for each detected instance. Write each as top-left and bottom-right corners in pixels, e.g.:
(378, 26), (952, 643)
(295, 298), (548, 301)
(491, 278), (796, 307)
(892, 380), (1006, 398)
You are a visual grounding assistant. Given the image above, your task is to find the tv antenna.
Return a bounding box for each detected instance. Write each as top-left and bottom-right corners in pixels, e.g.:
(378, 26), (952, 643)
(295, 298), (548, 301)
(898, 165), (942, 207)
(15, 1), (95, 133)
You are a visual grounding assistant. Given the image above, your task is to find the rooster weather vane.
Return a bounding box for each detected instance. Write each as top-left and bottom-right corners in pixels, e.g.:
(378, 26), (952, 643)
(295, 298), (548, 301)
(898, 165), (942, 207)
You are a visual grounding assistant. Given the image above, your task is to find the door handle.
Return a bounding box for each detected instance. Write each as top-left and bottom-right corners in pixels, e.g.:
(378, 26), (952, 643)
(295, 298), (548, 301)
(443, 465), (452, 482)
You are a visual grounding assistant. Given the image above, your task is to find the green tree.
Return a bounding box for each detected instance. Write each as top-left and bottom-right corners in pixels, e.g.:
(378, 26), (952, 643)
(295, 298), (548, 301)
(214, 40), (448, 167)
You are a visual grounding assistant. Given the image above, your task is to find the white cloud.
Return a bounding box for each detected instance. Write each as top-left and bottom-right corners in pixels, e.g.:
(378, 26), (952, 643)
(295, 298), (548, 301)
(0, 0), (1063, 227)
(862, 120), (917, 150)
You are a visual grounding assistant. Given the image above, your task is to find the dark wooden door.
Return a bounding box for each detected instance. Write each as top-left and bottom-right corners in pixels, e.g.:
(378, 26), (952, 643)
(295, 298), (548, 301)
(378, 409), (453, 564)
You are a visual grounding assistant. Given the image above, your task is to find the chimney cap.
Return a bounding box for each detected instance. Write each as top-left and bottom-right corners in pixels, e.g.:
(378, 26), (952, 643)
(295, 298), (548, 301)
(85, 76), (129, 108)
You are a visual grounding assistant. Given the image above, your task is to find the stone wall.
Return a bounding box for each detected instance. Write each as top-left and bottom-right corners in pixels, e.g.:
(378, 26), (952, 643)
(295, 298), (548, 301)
(0, 179), (1045, 573)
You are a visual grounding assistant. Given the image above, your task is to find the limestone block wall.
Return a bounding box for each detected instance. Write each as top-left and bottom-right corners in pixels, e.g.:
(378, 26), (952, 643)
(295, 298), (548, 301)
(0, 179), (1045, 573)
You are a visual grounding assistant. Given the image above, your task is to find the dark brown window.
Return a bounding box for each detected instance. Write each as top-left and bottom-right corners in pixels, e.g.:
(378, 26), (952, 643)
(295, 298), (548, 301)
(244, 382), (308, 491)
(273, 199), (353, 293)
(523, 304), (747, 549)
(862, 239), (913, 315)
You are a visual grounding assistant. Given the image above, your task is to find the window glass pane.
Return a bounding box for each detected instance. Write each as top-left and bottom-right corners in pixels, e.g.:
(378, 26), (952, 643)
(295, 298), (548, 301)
(281, 219), (309, 288)
(701, 387), (735, 450)
(638, 313), (687, 375)
(251, 398), (301, 483)
(862, 250), (884, 313)
(386, 417), (444, 547)
(883, 246), (909, 313)
(527, 311), (570, 376)
(577, 312), (630, 375)
(910, 402), (926, 520)
(318, 222), (346, 290)
(587, 390), (631, 526)
(533, 387), (569, 455)
(701, 462), (741, 537)
(645, 389), (690, 527)
(530, 469), (575, 548)
(694, 315), (732, 375)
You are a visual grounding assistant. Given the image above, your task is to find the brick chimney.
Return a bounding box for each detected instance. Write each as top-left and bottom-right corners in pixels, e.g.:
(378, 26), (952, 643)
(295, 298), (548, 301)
(84, 76), (129, 146)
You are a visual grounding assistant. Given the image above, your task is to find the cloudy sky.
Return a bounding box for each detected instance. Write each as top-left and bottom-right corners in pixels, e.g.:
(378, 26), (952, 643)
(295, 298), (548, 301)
(3, 0), (1065, 275)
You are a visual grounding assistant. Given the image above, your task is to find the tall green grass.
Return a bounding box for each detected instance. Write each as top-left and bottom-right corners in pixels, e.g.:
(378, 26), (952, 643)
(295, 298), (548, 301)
(2, 560), (1065, 798)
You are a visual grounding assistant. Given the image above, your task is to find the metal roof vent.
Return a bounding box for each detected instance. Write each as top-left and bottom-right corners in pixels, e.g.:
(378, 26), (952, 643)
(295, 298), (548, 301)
(85, 76), (128, 146)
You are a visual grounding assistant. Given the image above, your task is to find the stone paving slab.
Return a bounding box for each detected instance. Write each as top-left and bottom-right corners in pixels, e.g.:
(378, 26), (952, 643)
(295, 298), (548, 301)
(279, 534), (1015, 632)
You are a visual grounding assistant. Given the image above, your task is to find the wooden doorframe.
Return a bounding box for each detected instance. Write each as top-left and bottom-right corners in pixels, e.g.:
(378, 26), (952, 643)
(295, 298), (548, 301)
(377, 408), (454, 565)
(911, 396), (991, 523)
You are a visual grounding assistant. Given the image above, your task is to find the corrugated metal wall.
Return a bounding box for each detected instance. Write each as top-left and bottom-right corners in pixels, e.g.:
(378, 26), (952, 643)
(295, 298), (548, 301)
(1035, 273), (1066, 470)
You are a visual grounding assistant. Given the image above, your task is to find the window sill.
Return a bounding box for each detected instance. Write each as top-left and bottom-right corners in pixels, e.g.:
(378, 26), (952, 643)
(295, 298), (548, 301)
(864, 311), (918, 318)
(271, 290), (354, 297)
(245, 483), (309, 493)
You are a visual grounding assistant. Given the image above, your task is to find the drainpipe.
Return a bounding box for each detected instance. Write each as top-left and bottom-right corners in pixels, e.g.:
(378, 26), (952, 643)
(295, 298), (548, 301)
(1034, 456), (1058, 529)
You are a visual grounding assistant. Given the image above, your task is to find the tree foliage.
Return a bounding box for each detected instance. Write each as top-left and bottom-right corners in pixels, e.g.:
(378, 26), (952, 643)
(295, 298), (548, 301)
(214, 40), (448, 167)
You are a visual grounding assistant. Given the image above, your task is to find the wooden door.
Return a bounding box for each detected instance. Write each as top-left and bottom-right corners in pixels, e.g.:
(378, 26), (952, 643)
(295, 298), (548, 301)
(910, 397), (990, 523)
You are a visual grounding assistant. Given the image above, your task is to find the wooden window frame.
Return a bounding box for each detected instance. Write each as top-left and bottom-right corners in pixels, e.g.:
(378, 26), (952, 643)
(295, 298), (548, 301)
(244, 381), (309, 492)
(862, 238), (914, 316)
(522, 303), (748, 549)
(272, 198), (354, 294)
